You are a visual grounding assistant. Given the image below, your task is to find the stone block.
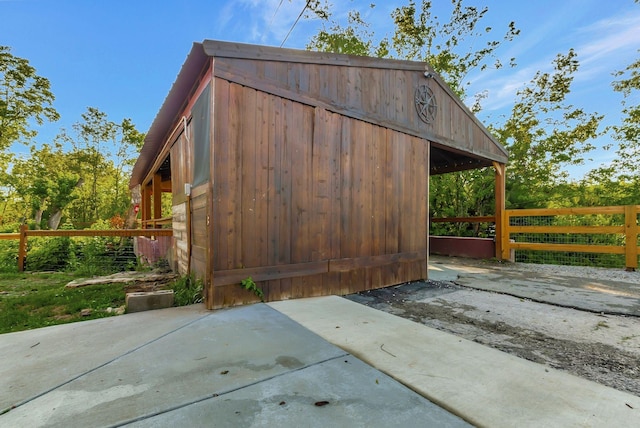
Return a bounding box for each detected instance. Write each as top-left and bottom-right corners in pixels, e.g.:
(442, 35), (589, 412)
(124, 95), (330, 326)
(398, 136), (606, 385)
(126, 290), (175, 313)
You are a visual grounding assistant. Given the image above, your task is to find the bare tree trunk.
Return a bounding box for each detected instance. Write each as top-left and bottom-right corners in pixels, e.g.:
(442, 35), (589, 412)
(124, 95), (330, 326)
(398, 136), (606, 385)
(125, 204), (138, 229)
(48, 210), (63, 230)
(34, 209), (43, 229)
(126, 186), (141, 229)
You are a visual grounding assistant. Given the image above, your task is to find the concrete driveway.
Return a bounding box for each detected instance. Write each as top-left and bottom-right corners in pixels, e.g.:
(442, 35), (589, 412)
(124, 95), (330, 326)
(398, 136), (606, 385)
(428, 255), (640, 316)
(2, 258), (639, 427)
(0, 303), (468, 427)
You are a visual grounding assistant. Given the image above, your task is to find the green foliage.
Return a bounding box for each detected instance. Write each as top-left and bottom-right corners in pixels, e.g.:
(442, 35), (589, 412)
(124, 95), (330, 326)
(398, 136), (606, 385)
(10, 144), (81, 229)
(430, 167), (495, 237)
(492, 50), (603, 208)
(592, 48), (640, 197)
(26, 237), (72, 271)
(1, 105), (144, 229)
(307, 0), (519, 98)
(307, 7), (388, 57)
(0, 107), (145, 228)
(0, 240), (18, 273)
(60, 107), (140, 223)
(21, 221), (138, 275)
(240, 276), (264, 301)
(0, 272), (125, 334)
(390, 0), (519, 96)
(171, 275), (203, 306)
(0, 45), (59, 150)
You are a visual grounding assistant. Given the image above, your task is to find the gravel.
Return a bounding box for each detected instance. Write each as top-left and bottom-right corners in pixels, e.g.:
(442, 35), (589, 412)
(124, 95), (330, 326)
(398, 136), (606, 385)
(347, 262), (640, 398)
(504, 262), (640, 284)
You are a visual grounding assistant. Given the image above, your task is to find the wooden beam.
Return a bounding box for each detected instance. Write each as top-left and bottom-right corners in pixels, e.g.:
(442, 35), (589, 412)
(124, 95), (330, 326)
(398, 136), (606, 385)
(25, 229), (173, 237)
(161, 179), (172, 192)
(153, 173), (162, 220)
(431, 216), (495, 223)
(142, 184), (152, 228)
(507, 206), (627, 217)
(213, 261), (329, 286)
(510, 242), (625, 255)
(493, 162), (508, 261)
(329, 252), (427, 272)
(18, 224), (27, 272)
(509, 225), (624, 234)
(625, 205), (638, 271)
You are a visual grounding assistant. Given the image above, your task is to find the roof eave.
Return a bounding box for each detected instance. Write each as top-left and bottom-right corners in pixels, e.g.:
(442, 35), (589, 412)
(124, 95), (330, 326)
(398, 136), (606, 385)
(129, 42), (208, 188)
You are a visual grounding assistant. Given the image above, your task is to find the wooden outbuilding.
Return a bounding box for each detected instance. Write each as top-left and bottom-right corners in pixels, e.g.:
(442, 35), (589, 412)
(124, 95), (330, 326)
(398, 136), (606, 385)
(129, 40), (508, 309)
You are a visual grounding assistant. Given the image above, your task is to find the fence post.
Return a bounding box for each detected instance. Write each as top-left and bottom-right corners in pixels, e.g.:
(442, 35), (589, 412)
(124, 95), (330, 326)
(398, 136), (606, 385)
(18, 224), (27, 272)
(493, 162), (507, 261)
(501, 211), (511, 261)
(625, 205), (638, 271)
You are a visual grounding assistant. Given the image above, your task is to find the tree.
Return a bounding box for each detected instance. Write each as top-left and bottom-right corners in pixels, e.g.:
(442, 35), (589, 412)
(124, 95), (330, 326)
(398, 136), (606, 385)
(305, 1), (606, 228)
(589, 47), (640, 203)
(0, 46), (59, 150)
(10, 144), (80, 229)
(307, 0), (519, 98)
(307, 7), (389, 57)
(493, 50), (603, 208)
(60, 107), (143, 223)
(429, 167), (495, 236)
(306, 0), (519, 235)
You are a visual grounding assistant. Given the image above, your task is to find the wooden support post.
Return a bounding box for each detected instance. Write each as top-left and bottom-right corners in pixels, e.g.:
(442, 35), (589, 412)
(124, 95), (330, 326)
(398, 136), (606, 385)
(142, 184), (152, 228)
(493, 162), (508, 261)
(153, 173), (162, 223)
(18, 224), (27, 272)
(624, 205), (638, 271)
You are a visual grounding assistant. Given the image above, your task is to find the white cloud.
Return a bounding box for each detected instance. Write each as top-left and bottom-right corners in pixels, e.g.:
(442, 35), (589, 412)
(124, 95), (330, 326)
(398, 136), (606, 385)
(572, 10), (640, 79)
(229, 0), (321, 46)
(468, 5), (640, 114)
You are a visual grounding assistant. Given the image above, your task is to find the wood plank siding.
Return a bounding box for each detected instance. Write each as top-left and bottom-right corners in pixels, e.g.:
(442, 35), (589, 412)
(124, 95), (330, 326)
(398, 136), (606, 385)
(130, 41), (507, 310)
(213, 56), (505, 165)
(209, 79), (428, 308)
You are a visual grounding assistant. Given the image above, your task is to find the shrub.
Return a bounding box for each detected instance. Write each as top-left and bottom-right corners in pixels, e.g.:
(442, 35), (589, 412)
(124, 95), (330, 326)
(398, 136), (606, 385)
(171, 275), (203, 306)
(0, 240), (18, 273)
(26, 236), (72, 271)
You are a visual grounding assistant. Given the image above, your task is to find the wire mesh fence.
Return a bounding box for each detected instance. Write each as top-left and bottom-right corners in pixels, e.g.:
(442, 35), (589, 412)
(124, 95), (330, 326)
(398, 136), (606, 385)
(507, 206), (639, 269)
(0, 235), (139, 275)
(0, 228), (172, 275)
(430, 205), (639, 270)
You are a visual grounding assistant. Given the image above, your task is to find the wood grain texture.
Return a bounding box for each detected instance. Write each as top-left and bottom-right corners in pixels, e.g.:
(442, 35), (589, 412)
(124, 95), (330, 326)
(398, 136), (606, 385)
(204, 80), (429, 306)
(213, 57), (507, 165)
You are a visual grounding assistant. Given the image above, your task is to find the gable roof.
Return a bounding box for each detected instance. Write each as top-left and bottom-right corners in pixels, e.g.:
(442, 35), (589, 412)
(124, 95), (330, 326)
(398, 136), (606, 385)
(130, 40), (507, 188)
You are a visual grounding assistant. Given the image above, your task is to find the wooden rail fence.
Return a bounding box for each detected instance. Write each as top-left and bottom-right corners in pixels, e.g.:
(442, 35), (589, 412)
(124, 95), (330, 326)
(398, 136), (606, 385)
(502, 205), (639, 271)
(0, 225), (173, 271)
(431, 205), (640, 271)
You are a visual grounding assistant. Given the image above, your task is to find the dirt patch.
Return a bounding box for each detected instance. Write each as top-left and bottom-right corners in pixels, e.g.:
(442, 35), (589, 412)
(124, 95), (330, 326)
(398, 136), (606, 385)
(347, 280), (640, 397)
(50, 305), (74, 321)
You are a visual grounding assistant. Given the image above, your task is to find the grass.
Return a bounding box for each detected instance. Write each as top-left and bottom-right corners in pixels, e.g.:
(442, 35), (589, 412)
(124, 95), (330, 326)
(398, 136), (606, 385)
(0, 272), (126, 334)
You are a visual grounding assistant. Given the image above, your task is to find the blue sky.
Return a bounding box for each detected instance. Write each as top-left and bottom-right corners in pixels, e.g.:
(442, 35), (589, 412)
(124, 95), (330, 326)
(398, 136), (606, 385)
(2, 0), (639, 179)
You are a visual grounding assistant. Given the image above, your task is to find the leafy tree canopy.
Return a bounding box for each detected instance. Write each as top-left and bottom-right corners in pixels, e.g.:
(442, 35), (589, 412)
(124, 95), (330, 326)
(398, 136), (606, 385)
(306, 0), (519, 98)
(0, 46), (59, 150)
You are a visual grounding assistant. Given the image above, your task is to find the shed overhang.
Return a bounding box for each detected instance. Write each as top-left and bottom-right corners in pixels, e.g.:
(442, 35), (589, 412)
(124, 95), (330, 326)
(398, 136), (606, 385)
(130, 43), (208, 188)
